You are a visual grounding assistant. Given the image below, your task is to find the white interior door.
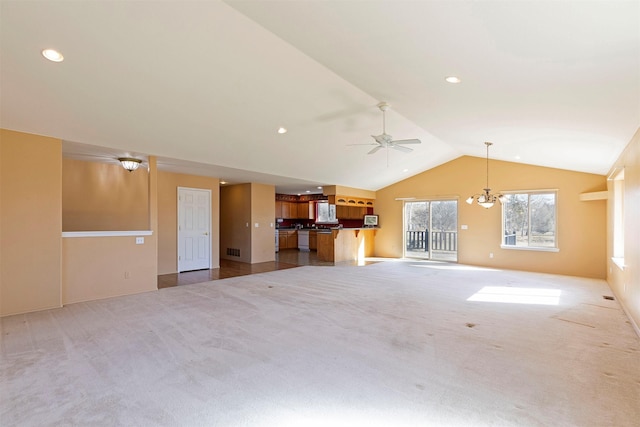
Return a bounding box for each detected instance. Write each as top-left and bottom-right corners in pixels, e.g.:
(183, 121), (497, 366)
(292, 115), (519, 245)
(178, 187), (211, 272)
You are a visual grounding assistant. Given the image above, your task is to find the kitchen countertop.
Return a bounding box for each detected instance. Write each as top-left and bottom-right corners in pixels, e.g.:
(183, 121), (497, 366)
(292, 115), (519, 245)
(277, 227), (379, 232)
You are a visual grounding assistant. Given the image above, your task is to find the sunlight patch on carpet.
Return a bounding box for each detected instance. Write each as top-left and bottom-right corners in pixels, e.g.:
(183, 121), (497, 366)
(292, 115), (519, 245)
(467, 286), (561, 305)
(410, 264), (501, 272)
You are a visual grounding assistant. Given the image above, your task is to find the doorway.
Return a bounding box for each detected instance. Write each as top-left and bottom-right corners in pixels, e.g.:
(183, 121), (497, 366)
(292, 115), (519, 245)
(404, 200), (458, 261)
(177, 187), (211, 272)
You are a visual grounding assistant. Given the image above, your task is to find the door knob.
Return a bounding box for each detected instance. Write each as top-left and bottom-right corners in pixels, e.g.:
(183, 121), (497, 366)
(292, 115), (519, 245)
(203, 232), (209, 235)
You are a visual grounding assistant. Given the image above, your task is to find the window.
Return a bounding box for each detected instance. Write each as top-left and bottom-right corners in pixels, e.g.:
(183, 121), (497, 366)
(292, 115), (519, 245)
(612, 169), (624, 269)
(502, 191), (557, 250)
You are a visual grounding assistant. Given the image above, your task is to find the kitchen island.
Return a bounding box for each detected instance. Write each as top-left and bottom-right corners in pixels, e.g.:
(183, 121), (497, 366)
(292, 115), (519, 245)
(316, 228), (377, 263)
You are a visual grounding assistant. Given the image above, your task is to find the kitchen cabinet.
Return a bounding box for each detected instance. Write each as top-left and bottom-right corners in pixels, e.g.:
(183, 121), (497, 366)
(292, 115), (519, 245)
(349, 206), (365, 220)
(276, 201), (304, 219)
(278, 233), (287, 249)
(281, 202), (292, 219)
(297, 202), (309, 219)
(309, 230), (317, 250)
(336, 205), (366, 220)
(329, 195), (375, 208)
(336, 205), (349, 219)
(317, 228), (376, 262)
(278, 230), (298, 249)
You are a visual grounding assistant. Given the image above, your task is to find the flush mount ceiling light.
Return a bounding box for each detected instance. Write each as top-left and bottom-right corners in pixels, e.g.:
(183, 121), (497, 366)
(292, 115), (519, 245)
(466, 142), (504, 209)
(42, 49), (64, 62)
(118, 157), (142, 172)
(445, 76), (461, 83)
(277, 127), (287, 134)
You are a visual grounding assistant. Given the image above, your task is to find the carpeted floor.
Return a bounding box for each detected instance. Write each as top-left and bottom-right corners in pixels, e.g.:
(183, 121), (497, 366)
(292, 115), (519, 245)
(1, 260), (639, 426)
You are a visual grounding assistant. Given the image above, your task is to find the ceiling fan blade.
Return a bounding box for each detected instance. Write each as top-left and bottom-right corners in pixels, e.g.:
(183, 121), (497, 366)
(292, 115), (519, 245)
(391, 144), (413, 153)
(347, 143), (378, 146)
(392, 139), (421, 145)
(368, 146), (383, 155)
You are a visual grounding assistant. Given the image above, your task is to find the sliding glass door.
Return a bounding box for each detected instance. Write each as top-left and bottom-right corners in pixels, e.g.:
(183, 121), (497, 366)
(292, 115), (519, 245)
(404, 200), (458, 261)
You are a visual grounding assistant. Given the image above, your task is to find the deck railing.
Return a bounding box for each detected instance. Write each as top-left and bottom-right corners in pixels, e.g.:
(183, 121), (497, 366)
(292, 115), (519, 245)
(406, 230), (457, 252)
(406, 230), (429, 251)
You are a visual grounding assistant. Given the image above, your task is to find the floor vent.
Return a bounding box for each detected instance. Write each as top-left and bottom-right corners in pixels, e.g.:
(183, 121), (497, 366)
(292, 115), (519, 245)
(603, 295), (615, 301)
(226, 248), (240, 257)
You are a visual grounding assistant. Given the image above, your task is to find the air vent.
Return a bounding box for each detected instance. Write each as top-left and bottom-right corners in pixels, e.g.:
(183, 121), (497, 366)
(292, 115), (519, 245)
(603, 295), (615, 301)
(226, 248), (240, 257)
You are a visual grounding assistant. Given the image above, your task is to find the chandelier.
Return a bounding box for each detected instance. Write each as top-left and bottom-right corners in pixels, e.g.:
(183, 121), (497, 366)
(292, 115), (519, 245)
(466, 142), (504, 209)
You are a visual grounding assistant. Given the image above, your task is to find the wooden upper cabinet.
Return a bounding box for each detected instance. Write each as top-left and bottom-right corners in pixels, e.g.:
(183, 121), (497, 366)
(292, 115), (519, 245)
(275, 201), (283, 218)
(349, 206), (365, 220)
(276, 200), (309, 219)
(281, 202), (291, 219)
(297, 202), (309, 219)
(330, 194), (375, 208)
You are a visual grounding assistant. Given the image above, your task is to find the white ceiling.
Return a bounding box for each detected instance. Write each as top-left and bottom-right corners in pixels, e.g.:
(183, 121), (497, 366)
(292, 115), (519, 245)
(1, 1), (638, 194)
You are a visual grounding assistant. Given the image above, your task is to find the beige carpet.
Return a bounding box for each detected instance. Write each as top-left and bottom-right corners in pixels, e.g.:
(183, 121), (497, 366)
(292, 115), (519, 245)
(2, 260), (639, 426)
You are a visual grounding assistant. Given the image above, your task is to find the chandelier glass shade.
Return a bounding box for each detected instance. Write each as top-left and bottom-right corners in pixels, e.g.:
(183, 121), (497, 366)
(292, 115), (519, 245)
(118, 157), (142, 172)
(467, 142), (503, 209)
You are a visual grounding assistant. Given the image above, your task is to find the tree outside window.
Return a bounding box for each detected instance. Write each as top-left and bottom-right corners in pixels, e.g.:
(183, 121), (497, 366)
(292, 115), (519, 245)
(503, 192), (557, 248)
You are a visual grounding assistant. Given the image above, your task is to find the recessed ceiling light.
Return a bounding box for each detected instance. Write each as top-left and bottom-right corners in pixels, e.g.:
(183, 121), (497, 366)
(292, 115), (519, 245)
(514, 155), (521, 160)
(403, 168), (409, 172)
(445, 76), (461, 84)
(317, 186), (323, 189)
(306, 190), (311, 193)
(277, 127), (287, 134)
(42, 49), (64, 62)
(220, 181), (227, 185)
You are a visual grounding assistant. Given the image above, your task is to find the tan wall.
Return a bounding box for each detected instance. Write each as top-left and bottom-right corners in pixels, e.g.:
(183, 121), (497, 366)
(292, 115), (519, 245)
(62, 158), (149, 231)
(1, 129), (62, 316)
(157, 171), (220, 275)
(251, 183), (276, 263)
(220, 184), (252, 263)
(375, 156), (607, 279)
(62, 234), (157, 304)
(607, 128), (640, 333)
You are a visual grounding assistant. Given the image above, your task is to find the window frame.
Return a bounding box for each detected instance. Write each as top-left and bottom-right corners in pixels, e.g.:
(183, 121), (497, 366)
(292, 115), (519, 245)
(501, 189), (559, 252)
(611, 169), (625, 270)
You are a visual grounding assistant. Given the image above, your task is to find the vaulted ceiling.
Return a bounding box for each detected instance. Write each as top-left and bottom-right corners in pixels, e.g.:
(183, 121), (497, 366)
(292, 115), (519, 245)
(1, 1), (638, 194)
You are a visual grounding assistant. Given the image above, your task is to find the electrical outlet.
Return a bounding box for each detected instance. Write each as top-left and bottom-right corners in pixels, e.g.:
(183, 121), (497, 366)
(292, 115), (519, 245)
(489, 252), (494, 258)
(136, 237), (144, 244)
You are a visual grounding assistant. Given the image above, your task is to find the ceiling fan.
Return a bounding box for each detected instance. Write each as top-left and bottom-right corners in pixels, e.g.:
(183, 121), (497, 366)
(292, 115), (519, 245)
(351, 102), (421, 155)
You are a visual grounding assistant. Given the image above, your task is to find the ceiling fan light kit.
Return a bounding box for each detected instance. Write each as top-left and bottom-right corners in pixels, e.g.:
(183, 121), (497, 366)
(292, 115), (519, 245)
(467, 142), (504, 209)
